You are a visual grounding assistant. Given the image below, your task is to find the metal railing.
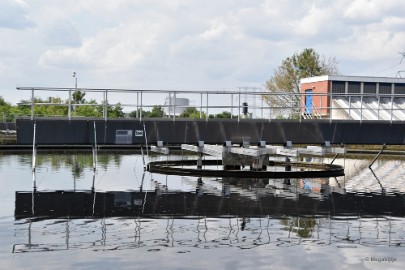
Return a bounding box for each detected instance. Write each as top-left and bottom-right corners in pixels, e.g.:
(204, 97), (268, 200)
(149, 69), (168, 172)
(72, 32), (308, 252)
(15, 87), (405, 122)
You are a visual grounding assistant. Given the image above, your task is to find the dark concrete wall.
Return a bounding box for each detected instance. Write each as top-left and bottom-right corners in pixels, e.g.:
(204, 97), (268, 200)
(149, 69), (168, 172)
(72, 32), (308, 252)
(0, 122), (16, 130)
(16, 118), (405, 145)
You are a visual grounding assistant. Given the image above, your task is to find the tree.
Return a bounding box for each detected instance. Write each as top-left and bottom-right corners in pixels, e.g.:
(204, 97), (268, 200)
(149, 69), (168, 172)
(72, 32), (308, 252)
(180, 107), (205, 118)
(72, 91), (86, 104)
(264, 48), (339, 118)
(148, 105), (165, 118)
(209, 111), (235, 118)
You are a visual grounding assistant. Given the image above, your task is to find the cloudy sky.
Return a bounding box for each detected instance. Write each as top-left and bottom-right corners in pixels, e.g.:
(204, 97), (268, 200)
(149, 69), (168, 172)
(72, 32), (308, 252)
(1, 0), (405, 104)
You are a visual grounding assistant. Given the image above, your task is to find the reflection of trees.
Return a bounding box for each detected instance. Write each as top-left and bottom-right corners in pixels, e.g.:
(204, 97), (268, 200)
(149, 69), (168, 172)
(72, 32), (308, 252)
(14, 153), (123, 177)
(281, 217), (317, 238)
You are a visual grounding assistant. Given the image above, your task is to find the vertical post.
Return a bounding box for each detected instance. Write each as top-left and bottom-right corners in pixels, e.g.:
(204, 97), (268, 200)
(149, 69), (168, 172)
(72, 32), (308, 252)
(104, 90), (108, 121)
(93, 121), (97, 171)
(168, 92), (171, 119)
(238, 92), (241, 122)
(143, 123), (149, 165)
(390, 95), (394, 123)
(231, 93), (233, 119)
(140, 91), (143, 122)
(377, 95), (380, 120)
(32, 122), (37, 191)
(329, 91), (332, 123)
(360, 95), (363, 122)
(32, 122), (36, 171)
(173, 92), (177, 122)
(206, 92), (209, 121)
(261, 95), (263, 119)
(136, 92), (139, 118)
(200, 93), (203, 119)
(74, 72), (77, 117)
(68, 88), (72, 120)
(31, 88), (35, 120)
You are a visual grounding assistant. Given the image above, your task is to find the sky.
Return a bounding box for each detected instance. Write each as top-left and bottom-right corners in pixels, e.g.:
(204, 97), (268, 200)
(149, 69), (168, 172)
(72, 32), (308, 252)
(1, 0), (405, 105)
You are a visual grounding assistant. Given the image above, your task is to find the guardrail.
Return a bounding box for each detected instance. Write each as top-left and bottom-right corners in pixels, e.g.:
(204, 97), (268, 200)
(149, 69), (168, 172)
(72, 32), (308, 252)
(16, 87), (405, 122)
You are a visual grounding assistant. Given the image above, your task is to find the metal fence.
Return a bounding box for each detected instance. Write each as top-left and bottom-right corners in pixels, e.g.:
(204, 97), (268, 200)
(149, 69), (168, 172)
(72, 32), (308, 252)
(15, 87), (405, 122)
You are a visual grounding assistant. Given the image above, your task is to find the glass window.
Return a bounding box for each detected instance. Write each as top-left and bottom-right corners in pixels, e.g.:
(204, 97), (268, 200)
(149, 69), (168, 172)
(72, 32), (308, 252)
(379, 83), (392, 95)
(331, 81), (345, 94)
(363, 82), (376, 94)
(394, 83), (405, 94)
(348, 82), (361, 93)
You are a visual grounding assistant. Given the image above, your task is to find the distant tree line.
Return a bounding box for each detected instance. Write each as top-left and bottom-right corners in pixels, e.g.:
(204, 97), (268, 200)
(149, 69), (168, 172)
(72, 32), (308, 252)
(0, 92), (236, 122)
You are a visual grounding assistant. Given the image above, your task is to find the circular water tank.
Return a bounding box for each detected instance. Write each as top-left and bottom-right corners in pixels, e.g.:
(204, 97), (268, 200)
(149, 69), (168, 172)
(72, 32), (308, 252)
(164, 96), (189, 115)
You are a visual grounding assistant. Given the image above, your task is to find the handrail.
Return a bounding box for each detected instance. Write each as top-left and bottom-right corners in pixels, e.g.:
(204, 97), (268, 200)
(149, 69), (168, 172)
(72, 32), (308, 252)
(15, 87), (405, 122)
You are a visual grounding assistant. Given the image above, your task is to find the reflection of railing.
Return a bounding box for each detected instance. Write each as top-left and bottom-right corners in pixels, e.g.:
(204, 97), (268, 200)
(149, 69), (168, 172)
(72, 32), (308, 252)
(12, 215), (405, 253)
(16, 87), (405, 122)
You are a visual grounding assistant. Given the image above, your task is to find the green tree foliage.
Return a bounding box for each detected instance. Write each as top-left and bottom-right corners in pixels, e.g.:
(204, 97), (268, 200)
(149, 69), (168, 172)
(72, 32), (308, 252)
(180, 107), (205, 119)
(264, 48), (339, 118)
(128, 108), (146, 118)
(148, 105), (165, 118)
(0, 96), (14, 121)
(72, 91), (86, 104)
(209, 111), (235, 118)
(97, 102), (125, 118)
(75, 100), (101, 117)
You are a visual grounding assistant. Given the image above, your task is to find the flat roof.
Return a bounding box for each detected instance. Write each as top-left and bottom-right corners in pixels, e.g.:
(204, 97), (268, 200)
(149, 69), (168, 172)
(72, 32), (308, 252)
(301, 75), (405, 84)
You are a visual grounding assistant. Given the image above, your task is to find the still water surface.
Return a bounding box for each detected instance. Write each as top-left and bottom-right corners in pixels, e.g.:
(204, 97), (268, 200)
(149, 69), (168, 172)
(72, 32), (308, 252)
(0, 152), (404, 269)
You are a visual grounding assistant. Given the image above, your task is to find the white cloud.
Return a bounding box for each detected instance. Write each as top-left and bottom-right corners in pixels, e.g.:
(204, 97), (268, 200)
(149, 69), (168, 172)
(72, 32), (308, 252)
(39, 22), (160, 71)
(0, 0), (35, 29)
(1, 0), (405, 104)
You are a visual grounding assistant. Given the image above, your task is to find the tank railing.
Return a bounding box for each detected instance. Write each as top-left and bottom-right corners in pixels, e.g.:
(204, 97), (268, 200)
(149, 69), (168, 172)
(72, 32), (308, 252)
(15, 87), (405, 122)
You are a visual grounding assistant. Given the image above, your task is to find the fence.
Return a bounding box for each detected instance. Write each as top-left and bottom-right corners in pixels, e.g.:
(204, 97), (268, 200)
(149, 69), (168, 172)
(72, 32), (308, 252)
(15, 87), (405, 122)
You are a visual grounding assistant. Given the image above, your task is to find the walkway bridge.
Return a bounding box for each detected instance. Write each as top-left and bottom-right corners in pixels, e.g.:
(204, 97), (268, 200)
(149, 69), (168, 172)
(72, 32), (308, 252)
(13, 87), (405, 146)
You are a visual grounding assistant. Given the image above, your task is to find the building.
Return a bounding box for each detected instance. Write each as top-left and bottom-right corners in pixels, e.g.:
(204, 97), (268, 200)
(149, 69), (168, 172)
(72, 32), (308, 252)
(163, 96), (190, 116)
(300, 75), (405, 121)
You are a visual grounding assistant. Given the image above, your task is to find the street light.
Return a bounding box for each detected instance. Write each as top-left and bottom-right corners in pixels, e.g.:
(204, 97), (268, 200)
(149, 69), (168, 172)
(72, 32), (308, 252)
(73, 72), (77, 89)
(68, 72), (78, 120)
(73, 72), (77, 116)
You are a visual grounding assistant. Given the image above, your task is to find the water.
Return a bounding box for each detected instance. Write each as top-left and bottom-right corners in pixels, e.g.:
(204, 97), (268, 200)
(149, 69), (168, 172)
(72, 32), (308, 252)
(1, 152), (405, 269)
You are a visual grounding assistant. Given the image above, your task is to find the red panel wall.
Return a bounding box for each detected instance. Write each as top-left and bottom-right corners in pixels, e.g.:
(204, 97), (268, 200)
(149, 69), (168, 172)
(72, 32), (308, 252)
(301, 80), (330, 116)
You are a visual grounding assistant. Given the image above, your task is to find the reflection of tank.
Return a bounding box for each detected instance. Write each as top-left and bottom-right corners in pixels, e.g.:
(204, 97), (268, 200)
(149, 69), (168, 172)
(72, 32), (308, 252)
(164, 96), (189, 116)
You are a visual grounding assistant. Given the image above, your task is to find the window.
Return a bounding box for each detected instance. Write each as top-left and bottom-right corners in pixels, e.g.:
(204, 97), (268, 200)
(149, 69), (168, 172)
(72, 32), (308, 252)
(331, 81), (345, 94)
(363, 82), (376, 94)
(348, 82), (361, 93)
(394, 83), (405, 94)
(379, 83), (392, 95)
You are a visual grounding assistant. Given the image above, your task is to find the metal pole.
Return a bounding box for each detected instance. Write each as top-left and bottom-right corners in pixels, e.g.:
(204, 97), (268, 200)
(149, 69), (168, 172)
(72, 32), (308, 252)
(173, 92), (177, 122)
(136, 92), (139, 118)
(261, 95), (263, 119)
(238, 92), (241, 122)
(200, 93), (203, 119)
(32, 122), (37, 191)
(93, 121), (97, 171)
(140, 91), (143, 121)
(231, 93), (233, 119)
(168, 92), (171, 119)
(31, 88), (34, 120)
(104, 89), (108, 121)
(369, 144), (386, 169)
(74, 74), (77, 117)
(360, 95), (363, 122)
(390, 95), (394, 123)
(206, 92), (209, 121)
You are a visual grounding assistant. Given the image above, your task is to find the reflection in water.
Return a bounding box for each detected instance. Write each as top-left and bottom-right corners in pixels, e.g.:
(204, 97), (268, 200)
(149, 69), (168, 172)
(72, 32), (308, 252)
(13, 177), (405, 253)
(4, 152), (405, 268)
(12, 215), (405, 253)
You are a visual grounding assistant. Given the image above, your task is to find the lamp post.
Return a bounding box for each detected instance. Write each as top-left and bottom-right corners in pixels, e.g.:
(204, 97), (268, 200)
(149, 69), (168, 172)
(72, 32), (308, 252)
(73, 72), (77, 117)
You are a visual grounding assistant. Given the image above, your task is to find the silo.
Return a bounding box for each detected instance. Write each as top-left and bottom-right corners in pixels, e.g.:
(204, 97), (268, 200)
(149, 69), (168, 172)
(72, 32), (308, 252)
(164, 96), (190, 116)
